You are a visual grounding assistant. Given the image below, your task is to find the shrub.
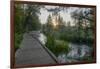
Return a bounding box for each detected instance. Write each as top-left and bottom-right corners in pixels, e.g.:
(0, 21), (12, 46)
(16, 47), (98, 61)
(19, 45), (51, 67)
(54, 40), (70, 56)
(46, 35), (70, 56)
(15, 33), (23, 51)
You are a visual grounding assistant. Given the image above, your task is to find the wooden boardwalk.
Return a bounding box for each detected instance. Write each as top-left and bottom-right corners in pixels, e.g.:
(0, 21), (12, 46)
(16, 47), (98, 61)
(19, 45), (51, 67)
(15, 32), (58, 66)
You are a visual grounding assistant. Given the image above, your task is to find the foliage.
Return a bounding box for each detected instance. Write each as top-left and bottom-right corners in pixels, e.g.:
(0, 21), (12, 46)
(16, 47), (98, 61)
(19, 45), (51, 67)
(23, 4), (41, 32)
(14, 4), (95, 61)
(14, 33), (23, 51)
(54, 40), (70, 55)
(46, 34), (70, 56)
(14, 4), (41, 51)
(44, 8), (95, 57)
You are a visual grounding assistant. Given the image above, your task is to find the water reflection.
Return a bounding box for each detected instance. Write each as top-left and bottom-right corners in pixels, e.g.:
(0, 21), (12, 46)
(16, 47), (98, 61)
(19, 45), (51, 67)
(58, 43), (92, 63)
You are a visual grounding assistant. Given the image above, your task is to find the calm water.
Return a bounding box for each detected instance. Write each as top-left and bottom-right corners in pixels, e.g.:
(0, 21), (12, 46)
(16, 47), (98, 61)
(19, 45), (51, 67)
(57, 43), (92, 63)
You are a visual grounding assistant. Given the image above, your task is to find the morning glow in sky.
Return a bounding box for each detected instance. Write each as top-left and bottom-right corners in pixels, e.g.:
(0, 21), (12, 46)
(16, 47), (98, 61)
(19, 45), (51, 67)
(39, 5), (91, 26)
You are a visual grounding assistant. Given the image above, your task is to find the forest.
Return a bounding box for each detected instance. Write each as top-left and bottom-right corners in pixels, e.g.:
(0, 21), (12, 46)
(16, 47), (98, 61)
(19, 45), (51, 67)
(14, 3), (95, 63)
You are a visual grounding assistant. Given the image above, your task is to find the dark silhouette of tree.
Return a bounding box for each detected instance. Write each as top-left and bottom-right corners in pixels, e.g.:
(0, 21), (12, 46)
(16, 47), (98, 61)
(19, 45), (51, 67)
(23, 4), (41, 32)
(14, 4), (42, 50)
(71, 8), (94, 44)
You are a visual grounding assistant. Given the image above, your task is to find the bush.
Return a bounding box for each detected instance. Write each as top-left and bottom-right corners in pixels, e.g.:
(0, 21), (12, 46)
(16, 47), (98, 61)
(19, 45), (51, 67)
(46, 35), (70, 56)
(15, 33), (23, 51)
(54, 40), (70, 56)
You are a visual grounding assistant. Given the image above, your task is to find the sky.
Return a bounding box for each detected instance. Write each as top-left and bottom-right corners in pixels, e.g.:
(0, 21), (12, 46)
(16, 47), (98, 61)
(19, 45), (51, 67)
(39, 5), (78, 26)
(39, 5), (91, 26)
